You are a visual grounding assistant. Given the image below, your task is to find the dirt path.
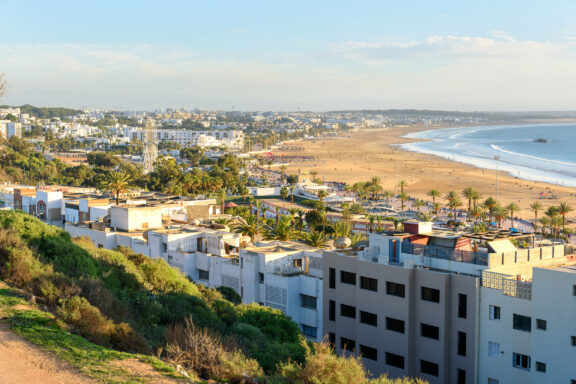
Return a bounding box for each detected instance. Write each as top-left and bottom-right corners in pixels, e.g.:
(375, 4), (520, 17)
(0, 322), (98, 384)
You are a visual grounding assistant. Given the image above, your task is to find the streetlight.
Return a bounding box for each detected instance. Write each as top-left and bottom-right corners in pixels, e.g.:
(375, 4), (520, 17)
(494, 155), (500, 201)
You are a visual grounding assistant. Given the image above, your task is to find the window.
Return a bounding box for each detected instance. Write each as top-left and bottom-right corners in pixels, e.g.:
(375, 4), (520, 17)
(360, 276), (378, 291)
(293, 258), (302, 268)
(162, 242), (168, 252)
(488, 341), (500, 357)
(457, 369), (466, 384)
(387, 281), (405, 297)
(489, 305), (501, 320)
(573, 285), (576, 296)
(535, 362), (546, 373)
(341, 337), (355, 352)
(420, 360), (439, 377)
(386, 317), (405, 333)
(328, 332), (335, 347)
(536, 319), (546, 330)
(300, 294), (317, 309)
(329, 300), (335, 321)
(571, 336), (576, 346)
(488, 379), (499, 384)
(385, 352), (405, 369)
(421, 287), (440, 303)
(340, 304), (356, 319)
(198, 269), (209, 280)
(341, 271), (356, 285)
(301, 324), (317, 338)
(458, 294), (467, 319)
(360, 345), (378, 361)
(513, 314), (532, 332)
(457, 332), (467, 356)
(421, 323), (439, 340)
(513, 353), (531, 370)
(329, 268), (335, 289)
(259, 272), (264, 283)
(360, 311), (378, 326)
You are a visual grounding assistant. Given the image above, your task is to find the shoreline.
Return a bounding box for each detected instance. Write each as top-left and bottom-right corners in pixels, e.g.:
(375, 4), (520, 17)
(276, 119), (576, 219)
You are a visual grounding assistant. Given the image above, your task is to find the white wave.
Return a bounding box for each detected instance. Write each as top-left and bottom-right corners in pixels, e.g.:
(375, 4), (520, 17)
(490, 144), (576, 167)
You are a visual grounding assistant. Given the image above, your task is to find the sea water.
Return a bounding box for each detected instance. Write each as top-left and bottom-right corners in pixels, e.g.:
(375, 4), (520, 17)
(400, 123), (576, 187)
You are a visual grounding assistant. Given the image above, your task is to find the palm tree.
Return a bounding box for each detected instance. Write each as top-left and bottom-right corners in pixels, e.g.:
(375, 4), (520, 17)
(398, 180), (407, 194)
(289, 186), (294, 204)
(506, 202), (520, 228)
(462, 187), (478, 213)
(415, 199), (425, 213)
(529, 201), (543, 232)
(484, 197), (498, 222)
(217, 188), (226, 214)
(382, 190), (393, 202)
(279, 164), (287, 181)
(317, 190), (327, 207)
(293, 208), (306, 234)
(332, 220), (352, 238)
(108, 171), (131, 205)
(470, 206), (484, 222)
(494, 205), (507, 227)
(398, 192), (407, 211)
(233, 214), (261, 241)
(558, 202), (573, 231)
(445, 190), (461, 218)
(471, 189), (483, 209)
(254, 200), (264, 241)
(427, 189), (440, 205)
(265, 215), (297, 241)
(539, 216), (551, 237)
(280, 186), (289, 201)
(303, 230), (329, 247)
(433, 202), (441, 216)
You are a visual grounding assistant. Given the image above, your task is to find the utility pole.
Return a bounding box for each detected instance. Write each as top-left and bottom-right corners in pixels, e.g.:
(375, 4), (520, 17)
(495, 155), (500, 201)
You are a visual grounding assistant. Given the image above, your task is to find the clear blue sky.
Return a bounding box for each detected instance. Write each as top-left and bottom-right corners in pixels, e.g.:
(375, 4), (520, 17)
(1, 0), (576, 110)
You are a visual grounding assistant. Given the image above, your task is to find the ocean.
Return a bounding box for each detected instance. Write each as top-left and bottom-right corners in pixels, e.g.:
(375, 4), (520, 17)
(400, 123), (576, 187)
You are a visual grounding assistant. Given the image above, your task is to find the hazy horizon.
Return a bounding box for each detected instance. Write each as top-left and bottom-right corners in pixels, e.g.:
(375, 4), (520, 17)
(2, 1), (576, 111)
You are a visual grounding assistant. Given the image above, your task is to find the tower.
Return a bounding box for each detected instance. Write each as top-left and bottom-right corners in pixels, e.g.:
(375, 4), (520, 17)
(141, 119), (158, 173)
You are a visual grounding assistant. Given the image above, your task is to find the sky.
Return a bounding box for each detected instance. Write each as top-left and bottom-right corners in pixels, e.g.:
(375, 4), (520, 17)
(1, 0), (576, 111)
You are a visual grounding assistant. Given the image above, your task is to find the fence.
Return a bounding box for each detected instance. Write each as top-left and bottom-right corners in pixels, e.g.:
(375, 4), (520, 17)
(482, 270), (532, 300)
(402, 242), (488, 265)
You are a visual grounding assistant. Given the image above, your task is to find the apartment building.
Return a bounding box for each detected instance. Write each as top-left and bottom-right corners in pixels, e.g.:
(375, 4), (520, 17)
(478, 246), (576, 384)
(146, 227), (324, 341)
(124, 127), (244, 149)
(322, 221), (570, 384)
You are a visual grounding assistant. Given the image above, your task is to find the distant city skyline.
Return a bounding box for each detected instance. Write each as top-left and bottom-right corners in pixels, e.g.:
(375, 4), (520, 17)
(2, 0), (576, 111)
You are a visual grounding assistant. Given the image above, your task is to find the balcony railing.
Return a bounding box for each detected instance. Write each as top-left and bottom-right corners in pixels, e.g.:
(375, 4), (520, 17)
(402, 242), (488, 266)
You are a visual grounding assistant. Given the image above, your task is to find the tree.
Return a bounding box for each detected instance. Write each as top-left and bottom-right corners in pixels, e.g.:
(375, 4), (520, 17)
(558, 202), (573, 231)
(427, 189), (440, 205)
(265, 215), (297, 241)
(305, 209), (325, 230)
(414, 199), (425, 213)
(445, 190), (462, 218)
(505, 202), (520, 228)
(107, 172), (131, 205)
(233, 214), (261, 241)
(303, 231), (328, 247)
(217, 188), (226, 214)
(529, 201), (543, 232)
(398, 180), (407, 194)
(494, 205), (507, 227)
(280, 186), (289, 201)
(317, 190), (327, 208)
(398, 192), (407, 211)
(279, 165), (287, 181)
(462, 187), (478, 213)
(484, 197), (498, 222)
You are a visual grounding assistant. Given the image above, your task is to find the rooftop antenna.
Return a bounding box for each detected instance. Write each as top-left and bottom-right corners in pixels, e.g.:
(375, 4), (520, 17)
(141, 119), (158, 173)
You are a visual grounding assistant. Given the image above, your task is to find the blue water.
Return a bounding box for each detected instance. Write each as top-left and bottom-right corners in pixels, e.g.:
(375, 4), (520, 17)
(400, 123), (576, 187)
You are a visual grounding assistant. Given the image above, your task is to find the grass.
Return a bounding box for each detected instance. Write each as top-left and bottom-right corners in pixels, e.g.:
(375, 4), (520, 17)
(0, 285), (187, 384)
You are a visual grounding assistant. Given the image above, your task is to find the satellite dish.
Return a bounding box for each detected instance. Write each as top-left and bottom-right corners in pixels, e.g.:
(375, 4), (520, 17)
(334, 237), (352, 250)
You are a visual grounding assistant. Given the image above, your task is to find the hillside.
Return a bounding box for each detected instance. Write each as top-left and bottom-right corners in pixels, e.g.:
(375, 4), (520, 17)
(0, 210), (426, 383)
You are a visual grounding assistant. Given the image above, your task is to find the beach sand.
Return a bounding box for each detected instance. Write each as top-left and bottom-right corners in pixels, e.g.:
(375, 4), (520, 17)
(275, 123), (576, 221)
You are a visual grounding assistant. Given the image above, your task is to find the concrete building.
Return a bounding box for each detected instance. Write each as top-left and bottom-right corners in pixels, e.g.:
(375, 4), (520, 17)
(478, 246), (576, 384)
(322, 221), (568, 384)
(124, 127), (244, 149)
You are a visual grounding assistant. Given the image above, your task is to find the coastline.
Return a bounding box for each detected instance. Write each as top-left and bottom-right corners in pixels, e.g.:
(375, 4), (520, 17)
(277, 119), (576, 219)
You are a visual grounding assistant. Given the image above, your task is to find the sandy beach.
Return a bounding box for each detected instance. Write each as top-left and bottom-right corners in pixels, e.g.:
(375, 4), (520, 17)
(276, 121), (576, 221)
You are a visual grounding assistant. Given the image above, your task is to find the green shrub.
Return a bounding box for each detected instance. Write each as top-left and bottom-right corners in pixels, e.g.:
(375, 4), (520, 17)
(56, 296), (112, 346)
(216, 286), (242, 304)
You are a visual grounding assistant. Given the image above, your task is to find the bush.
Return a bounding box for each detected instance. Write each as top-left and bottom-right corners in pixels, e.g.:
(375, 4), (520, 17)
(56, 296), (112, 346)
(216, 286), (242, 304)
(109, 322), (149, 354)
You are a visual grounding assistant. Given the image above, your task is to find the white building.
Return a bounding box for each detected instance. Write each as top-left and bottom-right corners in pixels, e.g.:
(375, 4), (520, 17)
(124, 127), (244, 149)
(478, 254), (576, 384)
